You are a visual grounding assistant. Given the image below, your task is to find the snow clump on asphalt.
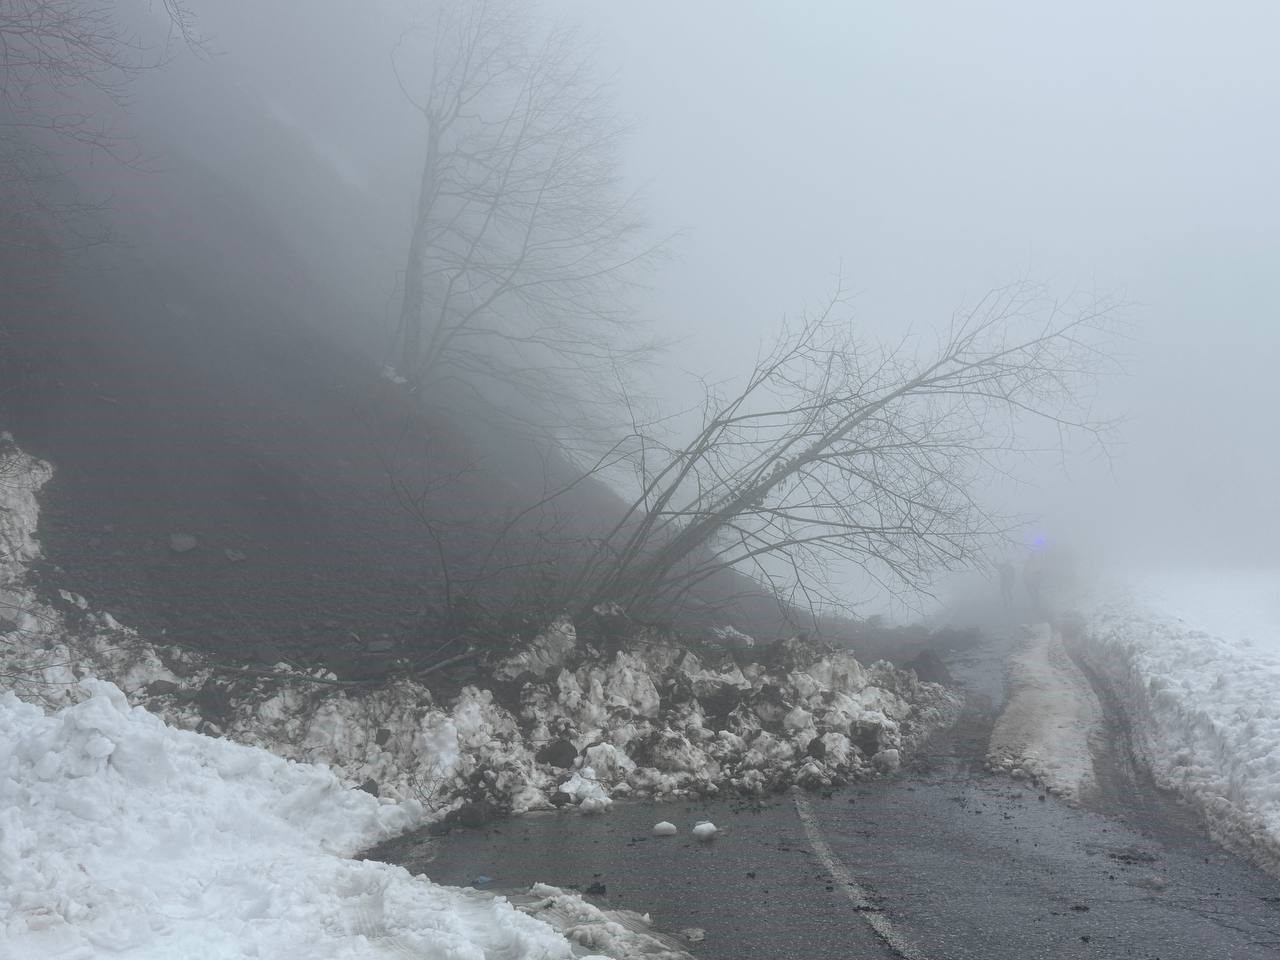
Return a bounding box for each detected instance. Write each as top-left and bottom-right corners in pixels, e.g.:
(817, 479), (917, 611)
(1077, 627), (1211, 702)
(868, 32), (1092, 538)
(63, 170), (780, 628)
(691, 821), (718, 841)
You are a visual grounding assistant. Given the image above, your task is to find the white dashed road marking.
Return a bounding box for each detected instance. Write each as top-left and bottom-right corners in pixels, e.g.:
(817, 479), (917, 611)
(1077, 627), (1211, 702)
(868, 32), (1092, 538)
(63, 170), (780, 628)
(793, 794), (930, 960)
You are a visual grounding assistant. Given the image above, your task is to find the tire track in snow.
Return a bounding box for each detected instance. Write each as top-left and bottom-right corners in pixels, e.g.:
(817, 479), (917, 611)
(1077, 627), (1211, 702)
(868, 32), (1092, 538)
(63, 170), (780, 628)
(793, 794), (929, 960)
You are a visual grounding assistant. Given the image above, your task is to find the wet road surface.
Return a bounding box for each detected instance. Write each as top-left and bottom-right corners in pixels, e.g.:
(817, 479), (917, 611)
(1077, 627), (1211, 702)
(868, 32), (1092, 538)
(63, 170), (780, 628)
(369, 632), (1280, 959)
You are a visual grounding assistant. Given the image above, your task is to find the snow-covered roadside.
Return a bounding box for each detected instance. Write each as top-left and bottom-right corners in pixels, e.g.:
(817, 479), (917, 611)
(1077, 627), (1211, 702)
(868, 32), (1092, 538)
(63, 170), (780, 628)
(1, 677), (702, 959)
(2, 680), (540, 958)
(987, 623), (1102, 803)
(1072, 580), (1280, 874)
(1, 437), (961, 822)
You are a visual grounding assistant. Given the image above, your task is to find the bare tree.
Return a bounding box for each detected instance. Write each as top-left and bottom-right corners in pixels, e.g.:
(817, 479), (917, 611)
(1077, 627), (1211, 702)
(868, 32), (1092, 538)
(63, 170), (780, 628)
(389, 0), (657, 427)
(567, 283), (1120, 621)
(0, 0), (200, 245)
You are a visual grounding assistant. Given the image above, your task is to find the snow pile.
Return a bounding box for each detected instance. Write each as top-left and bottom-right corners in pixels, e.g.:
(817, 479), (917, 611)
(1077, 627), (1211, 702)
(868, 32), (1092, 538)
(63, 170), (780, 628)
(1074, 581), (1280, 873)
(987, 622), (1103, 802)
(514, 639), (959, 806)
(1, 437), (960, 824)
(0, 679), (610, 960)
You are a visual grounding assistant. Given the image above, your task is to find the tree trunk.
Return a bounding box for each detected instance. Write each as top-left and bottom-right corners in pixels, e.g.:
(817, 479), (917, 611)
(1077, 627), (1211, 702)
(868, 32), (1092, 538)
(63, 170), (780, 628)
(396, 117), (440, 383)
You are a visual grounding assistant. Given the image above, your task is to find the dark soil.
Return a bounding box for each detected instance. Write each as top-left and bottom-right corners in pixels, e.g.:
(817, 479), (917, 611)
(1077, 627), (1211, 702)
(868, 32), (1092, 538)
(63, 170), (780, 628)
(1, 234), (585, 670)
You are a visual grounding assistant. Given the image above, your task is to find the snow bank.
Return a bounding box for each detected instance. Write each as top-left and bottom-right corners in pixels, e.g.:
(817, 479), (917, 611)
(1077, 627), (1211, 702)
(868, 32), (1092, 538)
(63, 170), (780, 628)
(1, 437), (960, 825)
(1074, 581), (1280, 874)
(987, 623), (1102, 802)
(0, 679), (603, 960)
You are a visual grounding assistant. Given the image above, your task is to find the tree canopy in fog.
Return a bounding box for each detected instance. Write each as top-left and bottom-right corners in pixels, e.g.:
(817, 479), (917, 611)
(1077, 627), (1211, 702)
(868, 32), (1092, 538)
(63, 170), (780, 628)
(0, 0), (197, 242)
(389, 0), (656, 425)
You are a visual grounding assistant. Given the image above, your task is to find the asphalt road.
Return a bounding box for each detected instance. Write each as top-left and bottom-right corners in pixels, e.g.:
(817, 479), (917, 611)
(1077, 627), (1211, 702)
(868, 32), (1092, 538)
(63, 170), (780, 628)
(371, 632), (1280, 959)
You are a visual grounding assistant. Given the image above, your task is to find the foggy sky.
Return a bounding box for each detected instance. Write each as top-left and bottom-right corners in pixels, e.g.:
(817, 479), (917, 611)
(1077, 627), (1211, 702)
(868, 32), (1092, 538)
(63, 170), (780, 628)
(552, 0), (1280, 570)
(157, 1), (1280, 573)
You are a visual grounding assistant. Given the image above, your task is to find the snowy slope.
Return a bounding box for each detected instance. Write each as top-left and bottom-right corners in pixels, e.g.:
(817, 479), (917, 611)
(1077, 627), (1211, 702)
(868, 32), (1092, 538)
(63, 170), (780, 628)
(1074, 574), (1280, 873)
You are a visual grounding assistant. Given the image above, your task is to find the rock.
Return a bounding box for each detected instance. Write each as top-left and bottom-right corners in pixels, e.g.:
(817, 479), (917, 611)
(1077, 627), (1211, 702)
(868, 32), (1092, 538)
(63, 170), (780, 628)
(806, 736), (828, 759)
(585, 881), (606, 895)
(194, 678), (233, 723)
(358, 778), (379, 796)
(550, 790), (573, 808)
(427, 822), (451, 837)
(681, 928), (706, 944)
(536, 738), (579, 769)
(691, 821), (718, 841)
(375, 727), (392, 746)
(223, 548), (247, 563)
(169, 533), (199, 553)
(652, 821), (678, 837)
(146, 679), (180, 696)
(457, 801), (489, 828)
(907, 648), (953, 685)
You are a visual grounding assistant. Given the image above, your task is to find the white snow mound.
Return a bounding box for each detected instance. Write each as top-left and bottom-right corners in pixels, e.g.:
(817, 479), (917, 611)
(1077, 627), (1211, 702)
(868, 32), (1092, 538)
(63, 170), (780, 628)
(0, 679), (609, 960)
(691, 821), (717, 841)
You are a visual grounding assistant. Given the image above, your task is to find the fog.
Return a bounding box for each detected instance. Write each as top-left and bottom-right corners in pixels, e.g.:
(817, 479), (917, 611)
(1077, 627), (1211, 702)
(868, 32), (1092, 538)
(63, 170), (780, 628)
(554, 0), (1280, 574)
(20, 0), (1280, 614)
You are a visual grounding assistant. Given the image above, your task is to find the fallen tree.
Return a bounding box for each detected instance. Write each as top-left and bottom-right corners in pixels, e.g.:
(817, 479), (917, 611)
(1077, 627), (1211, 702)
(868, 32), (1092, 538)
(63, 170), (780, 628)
(566, 282), (1119, 621)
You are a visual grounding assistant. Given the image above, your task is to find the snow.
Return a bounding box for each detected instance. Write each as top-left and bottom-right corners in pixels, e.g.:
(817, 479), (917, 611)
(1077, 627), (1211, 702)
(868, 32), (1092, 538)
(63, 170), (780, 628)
(1073, 571), (1280, 873)
(690, 821), (717, 842)
(651, 821), (677, 837)
(988, 623), (1102, 802)
(558, 768), (612, 813)
(0, 678), (610, 960)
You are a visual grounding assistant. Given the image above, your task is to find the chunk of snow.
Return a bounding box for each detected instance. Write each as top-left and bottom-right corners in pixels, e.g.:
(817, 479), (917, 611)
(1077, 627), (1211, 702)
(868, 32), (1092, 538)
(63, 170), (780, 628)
(872, 748), (902, 773)
(652, 820), (677, 836)
(691, 820), (718, 841)
(493, 616), (578, 680)
(559, 766), (612, 812)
